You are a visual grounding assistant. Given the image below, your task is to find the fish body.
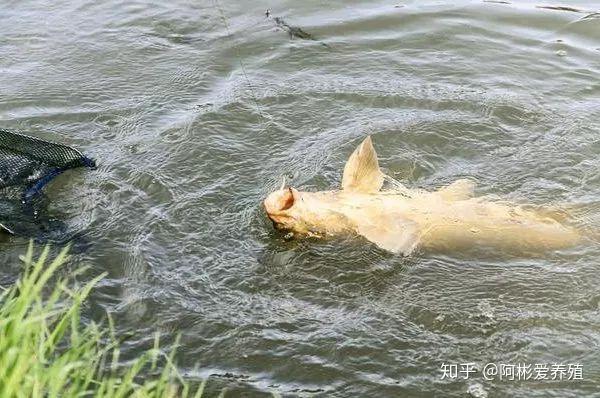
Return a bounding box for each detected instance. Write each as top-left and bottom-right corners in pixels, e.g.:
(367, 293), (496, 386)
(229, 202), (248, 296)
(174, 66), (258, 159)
(264, 136), (581, 255)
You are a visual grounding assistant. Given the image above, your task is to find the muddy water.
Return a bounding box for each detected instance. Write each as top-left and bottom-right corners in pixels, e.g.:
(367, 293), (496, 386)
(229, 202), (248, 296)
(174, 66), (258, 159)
(1, 0), (600, 396)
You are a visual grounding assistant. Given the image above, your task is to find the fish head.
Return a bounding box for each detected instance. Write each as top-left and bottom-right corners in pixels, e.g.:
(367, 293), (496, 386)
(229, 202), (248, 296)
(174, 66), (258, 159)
(263, 187), (308, 234)
(264, 187), (358, 238)
(263, 135), (385, 239)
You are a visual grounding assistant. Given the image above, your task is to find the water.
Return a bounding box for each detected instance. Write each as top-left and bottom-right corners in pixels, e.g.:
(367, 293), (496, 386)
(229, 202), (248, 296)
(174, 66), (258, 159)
(1, 0), (600, 396)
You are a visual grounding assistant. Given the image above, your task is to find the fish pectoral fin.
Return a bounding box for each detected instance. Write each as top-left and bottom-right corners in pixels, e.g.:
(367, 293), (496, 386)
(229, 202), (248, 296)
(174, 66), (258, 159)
(357, 216), (420, 255)
(341, 136), (384, 193)
(436, 179), (475, 201)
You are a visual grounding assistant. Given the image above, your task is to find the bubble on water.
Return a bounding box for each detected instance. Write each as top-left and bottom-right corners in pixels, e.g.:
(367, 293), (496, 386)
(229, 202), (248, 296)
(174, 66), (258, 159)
(469, 300), (496, 329)
(556, 50), (567, 57)
(478, 300), (494, 318)
(467, 383), (488, 398)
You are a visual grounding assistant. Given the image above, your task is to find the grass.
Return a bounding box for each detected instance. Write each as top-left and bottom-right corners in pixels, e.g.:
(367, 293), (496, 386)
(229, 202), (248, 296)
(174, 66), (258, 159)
(0, 242), (205, 398)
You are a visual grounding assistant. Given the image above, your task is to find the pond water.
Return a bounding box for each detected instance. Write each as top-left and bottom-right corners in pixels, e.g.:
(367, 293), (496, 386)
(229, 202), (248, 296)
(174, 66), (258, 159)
(1, 0), (600, 396)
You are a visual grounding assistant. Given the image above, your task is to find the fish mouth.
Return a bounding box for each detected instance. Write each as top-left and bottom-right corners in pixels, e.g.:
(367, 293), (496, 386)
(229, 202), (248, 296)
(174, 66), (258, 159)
(263, 187), (297, 228)
(270, 220), (288, 231)
(263, 188), (295, 212)
(263, 202), (291, 230)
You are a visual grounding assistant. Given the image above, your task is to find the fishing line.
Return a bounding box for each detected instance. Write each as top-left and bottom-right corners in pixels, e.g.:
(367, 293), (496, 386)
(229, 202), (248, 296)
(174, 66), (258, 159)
(383, 174), (414, 198)
(212, 0), (268, 121)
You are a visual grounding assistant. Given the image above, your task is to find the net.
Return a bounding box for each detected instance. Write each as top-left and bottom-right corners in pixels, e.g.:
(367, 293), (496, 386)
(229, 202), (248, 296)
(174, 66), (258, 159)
(0, 129), (95, 236)
(0, 129), (96, 202)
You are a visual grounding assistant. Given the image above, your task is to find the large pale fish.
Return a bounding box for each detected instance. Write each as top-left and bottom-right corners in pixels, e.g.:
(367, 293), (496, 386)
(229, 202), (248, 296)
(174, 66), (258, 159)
(263, 136), (581, 256)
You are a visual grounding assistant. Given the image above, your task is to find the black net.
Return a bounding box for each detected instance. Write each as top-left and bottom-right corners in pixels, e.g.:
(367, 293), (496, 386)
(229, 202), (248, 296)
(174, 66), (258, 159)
(0, 129), (95, 237)
(0, 129), (95, 201)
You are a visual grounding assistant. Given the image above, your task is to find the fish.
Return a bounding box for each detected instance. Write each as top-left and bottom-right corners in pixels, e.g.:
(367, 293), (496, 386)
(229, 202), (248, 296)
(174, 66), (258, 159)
(263, 136), (582, 256)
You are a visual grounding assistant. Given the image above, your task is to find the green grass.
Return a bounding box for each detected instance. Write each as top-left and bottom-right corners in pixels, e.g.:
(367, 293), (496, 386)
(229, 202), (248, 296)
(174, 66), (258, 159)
(0, 243), (205, 398)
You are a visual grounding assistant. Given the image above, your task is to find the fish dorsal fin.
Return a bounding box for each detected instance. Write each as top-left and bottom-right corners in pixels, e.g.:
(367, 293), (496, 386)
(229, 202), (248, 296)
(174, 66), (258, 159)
(436, 179), (475, 201)
(341, 136), (384, 193)
(357, 214), (420, 255)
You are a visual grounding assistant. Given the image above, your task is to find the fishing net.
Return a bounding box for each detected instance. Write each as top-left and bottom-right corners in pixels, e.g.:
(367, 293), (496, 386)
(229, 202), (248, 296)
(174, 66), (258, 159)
(0, 129), (96, 236)
(0, 129), (96, 200)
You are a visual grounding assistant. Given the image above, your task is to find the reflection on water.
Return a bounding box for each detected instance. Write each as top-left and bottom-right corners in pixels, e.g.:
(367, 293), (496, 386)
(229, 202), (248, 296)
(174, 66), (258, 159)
(1, 0), (599, 396)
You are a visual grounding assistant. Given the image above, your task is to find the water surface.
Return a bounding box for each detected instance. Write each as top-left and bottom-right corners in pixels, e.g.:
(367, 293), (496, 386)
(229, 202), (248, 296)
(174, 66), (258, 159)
(1, 0), (600, 396)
